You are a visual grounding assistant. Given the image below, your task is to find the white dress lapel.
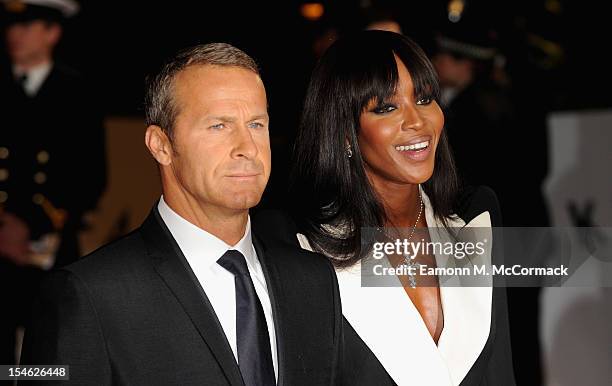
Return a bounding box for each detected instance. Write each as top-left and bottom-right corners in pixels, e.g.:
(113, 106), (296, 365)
(336, 263), (455, 385)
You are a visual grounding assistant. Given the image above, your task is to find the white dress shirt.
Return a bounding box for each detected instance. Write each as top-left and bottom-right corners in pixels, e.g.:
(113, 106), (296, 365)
(296, 186), (493, 385)
(13, 61), (53, 97)
(157, 196), (278, 380)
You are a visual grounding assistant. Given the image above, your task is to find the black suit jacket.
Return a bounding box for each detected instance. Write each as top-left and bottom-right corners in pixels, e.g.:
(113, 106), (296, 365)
(254, 186), (516, 386)
(19, 207), (342, 385)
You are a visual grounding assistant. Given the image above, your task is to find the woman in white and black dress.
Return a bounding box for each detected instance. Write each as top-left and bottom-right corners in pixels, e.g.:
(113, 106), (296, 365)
(285, 31), (516, 385)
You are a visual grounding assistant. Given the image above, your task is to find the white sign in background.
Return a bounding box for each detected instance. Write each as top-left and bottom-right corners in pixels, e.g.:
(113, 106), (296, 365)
(542, 110), (612, 386)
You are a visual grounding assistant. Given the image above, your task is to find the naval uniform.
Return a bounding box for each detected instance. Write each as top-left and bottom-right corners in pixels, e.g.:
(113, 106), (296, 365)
(0, 61), (106, 267)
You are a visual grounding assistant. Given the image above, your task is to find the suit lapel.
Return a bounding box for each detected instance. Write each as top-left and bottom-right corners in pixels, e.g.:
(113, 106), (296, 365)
(422, 187), (493, 385)
(140, 208), (244, 386)
(252, 236), (284, 386)
(337, 261), (455, 385)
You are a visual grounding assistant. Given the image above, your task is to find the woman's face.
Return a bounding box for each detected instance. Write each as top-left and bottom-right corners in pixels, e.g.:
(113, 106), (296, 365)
(357, 56), (444, 190)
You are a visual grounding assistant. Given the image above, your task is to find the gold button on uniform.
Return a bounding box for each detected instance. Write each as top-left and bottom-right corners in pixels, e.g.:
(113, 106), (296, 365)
(34, 172), (47, 184)
(0, 169), (8, 181)
(37, 151), (50, 164)
(32, 193), (44, 205)
(0, 147), (9, 159)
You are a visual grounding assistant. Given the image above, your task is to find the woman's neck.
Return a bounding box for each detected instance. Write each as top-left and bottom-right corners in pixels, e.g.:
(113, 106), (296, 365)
(369, 178), (422, 229)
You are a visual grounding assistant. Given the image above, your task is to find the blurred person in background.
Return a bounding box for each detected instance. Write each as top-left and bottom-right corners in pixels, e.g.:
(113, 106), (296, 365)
(432, 22), (548, 385)
(0, 0), (106, 268)
(431, 25), (513, 192)
(0, 0), (106, 370)
(432, 21), (549, 226)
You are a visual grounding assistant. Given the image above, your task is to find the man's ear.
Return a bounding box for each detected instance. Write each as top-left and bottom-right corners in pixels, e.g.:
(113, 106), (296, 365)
(145, 125), (173, 166)
(45, 22), (62, 47)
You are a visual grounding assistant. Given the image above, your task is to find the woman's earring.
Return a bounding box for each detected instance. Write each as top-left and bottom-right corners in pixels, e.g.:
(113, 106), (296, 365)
(346, 144), (353, 158)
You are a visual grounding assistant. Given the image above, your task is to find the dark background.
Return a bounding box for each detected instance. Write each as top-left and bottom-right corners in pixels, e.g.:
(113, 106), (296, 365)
(7, 0), (602, 208)
(38, 0), (612, 115)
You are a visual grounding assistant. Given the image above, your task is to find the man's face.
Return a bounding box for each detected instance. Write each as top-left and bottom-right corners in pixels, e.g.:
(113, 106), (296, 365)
(431, 52), (472, 88)
(5, 20), (60, 65)
(165, 65), (271, 215)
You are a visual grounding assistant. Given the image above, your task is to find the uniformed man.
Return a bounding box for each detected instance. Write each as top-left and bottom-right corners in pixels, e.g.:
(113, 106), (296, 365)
(0, 0), (106, 267)
(0, 0), (106, 369)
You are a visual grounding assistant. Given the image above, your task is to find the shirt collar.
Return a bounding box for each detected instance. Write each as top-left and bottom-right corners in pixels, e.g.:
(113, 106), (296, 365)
(13, 61), (53, 97)
(157, 195), (256, 269)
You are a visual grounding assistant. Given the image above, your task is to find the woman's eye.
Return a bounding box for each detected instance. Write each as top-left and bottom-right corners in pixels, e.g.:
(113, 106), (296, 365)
(373, 104), (397, 114)
(416, 96), (433, 105)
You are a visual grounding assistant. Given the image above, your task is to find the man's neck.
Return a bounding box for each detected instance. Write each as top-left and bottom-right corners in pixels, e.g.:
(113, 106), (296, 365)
(163, 194), (248, 246)
(13, 56), (52, 73)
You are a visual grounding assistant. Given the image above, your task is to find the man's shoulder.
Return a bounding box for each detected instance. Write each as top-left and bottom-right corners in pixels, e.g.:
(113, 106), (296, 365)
(40, 63), (90, 101)
(48, 63), (82, 84)
(253, 210), (335, 278)
(261, 238), (333, 273)
(61, 228), (150, 285)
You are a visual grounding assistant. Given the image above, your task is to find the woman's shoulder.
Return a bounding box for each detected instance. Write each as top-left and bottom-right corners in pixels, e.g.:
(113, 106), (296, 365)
(454, 185), (502, 227)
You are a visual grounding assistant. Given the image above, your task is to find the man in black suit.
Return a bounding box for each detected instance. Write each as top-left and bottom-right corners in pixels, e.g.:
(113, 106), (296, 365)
(18, 43), (342, 385)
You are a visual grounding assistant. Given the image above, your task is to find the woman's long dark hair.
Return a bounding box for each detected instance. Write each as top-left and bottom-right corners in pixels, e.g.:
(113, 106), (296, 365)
(290, 30), (460, 267)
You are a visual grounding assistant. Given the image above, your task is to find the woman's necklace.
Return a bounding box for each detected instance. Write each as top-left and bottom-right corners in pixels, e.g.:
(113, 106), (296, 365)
(377, 187), (424, 288)
(403, 190), (423, 288)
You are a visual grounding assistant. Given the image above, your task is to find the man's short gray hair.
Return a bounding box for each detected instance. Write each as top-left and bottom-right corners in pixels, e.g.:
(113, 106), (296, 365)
(144, 43), (260, 140)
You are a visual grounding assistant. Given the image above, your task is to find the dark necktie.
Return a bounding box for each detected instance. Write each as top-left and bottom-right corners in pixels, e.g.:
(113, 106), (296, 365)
(217, 250), (275, 386)
(16, 74), (28, 93)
